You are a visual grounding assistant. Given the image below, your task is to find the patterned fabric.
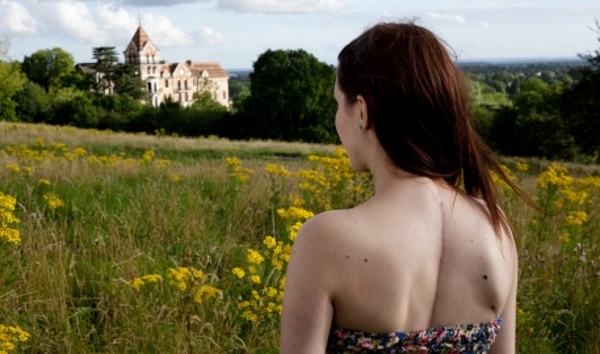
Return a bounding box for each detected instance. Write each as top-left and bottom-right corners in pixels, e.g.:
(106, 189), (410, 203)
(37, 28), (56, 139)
(326, 317), (502, 353)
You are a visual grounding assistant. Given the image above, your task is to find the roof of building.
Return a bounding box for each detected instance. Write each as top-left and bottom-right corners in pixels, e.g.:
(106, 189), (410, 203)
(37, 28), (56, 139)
(75, 63), (97, 74)
(130, 25), (151, 51)
(188, 62), (229, 78)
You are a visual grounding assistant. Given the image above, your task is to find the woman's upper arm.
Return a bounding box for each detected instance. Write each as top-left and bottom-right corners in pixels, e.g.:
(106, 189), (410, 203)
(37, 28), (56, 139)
(280, 216), (336, 354)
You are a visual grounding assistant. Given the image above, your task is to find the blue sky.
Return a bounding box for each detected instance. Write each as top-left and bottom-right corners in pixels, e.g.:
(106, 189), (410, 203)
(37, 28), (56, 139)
(1, 0), (598, 69)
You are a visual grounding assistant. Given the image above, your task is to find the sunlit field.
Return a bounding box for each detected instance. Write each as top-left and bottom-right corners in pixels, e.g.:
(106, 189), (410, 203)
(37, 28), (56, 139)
(1, 122), (599, 353)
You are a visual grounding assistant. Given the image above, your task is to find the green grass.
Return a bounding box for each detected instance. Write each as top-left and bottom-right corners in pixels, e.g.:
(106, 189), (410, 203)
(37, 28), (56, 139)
(1, 121), (599, 353)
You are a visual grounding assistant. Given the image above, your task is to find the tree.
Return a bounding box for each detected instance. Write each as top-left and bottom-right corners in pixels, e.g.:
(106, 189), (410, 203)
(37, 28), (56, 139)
(92, 47), (144, 100)
(15, 81), (50, 123)
(92, 46), (119, 93)
(238, 49), (337, 143)
(488, 77), (574, 159)
(21, 47), (75, 90)
(559, 19), (600, 160)
(112, 63), (145, 100)
(48, 87), (97, 127)
(0, 37), (27, 120)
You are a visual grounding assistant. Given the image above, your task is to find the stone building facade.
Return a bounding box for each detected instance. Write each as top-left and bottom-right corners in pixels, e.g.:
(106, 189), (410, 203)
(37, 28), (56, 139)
(124, 25), (229, 108)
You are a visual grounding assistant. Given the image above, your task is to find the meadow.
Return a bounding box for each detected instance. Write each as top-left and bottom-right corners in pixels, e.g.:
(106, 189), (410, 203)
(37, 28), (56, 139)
(1, 121), (599, 353)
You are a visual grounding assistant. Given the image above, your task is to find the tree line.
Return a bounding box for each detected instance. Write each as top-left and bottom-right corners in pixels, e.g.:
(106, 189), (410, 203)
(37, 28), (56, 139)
(1, 22), (600, 162)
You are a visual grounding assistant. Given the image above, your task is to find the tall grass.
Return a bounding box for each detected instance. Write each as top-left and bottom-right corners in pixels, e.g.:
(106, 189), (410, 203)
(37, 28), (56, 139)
(1, 122), (599, 353)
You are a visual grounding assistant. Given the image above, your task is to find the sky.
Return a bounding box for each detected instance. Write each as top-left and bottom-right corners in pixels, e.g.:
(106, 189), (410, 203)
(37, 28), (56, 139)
(0, 0), (599, 70)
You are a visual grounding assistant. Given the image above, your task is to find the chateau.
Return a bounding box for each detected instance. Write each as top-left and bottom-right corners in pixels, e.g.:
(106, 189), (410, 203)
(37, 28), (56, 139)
(124, 25), (229, 108)
(79, 25), (230, 108)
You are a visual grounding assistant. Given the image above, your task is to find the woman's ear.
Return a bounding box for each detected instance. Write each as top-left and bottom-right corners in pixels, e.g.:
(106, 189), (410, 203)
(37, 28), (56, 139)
(356, 94), (369, 129)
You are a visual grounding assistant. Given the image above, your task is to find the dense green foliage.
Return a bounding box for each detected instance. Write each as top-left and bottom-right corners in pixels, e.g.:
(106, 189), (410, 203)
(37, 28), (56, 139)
(235, 49), (337, 143)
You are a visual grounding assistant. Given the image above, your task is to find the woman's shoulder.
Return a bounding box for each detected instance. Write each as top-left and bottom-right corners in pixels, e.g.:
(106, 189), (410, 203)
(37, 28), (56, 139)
(293, 208), (367, 255)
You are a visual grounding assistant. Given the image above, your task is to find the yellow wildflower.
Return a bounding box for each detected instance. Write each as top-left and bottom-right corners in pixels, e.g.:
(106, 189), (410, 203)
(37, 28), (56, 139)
(565, 211), (588, 227)
(250, 275), (261, 284)
(0, 324), (30, 353)
(515, 162), (529, 172)
(194, 285), (221, 304)
(263, 236), (277, 249)
(5, 163), (20, 173)
(277, 207), (314, 221)
(241, 310), (258, 323)
(141, 274), (163, 283)
(43, 193), (64, 210)
(39, 179), (51, 186)
(287, 222), (303, 241)
(72, 147), (87, 157)
(128, 278), (145, 290)
(142, 150), (155, 163)
(265, 163), (289, 176)
(558, 232), (571, 243)
(232, 267), (245, 278)
(247, 249), (264, 264)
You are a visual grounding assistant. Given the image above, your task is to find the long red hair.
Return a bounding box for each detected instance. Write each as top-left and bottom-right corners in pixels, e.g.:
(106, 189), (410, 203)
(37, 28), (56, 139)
(337, 21), (528, 236)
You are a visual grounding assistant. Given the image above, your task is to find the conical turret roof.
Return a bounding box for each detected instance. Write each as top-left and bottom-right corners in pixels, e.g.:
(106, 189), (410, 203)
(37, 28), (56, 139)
(130, 25), (150, 51)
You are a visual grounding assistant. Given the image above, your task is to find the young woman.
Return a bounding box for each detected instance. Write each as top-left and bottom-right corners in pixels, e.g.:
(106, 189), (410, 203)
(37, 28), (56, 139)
(280, 21), (522, 353)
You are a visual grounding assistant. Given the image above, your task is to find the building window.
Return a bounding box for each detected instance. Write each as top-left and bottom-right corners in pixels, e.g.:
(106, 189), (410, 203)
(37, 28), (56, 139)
(147, 67), (151, 74)
(147, 82), (152, 91)
(185, 80), (188, 90)
(223, 91), (226, 99)
(165, 79), (169, 88)
(177, 81), (181, 90)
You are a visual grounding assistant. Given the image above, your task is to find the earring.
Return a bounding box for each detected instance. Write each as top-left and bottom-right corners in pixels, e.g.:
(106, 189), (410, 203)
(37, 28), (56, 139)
(358, 124), (363, 130)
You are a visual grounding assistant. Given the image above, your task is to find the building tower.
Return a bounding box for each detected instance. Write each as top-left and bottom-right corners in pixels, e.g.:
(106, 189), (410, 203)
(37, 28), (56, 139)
(124, 25), (161, 106)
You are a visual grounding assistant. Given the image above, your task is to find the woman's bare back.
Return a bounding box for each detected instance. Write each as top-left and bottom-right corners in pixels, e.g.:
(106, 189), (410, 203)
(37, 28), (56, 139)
(318, 177), (517, 334)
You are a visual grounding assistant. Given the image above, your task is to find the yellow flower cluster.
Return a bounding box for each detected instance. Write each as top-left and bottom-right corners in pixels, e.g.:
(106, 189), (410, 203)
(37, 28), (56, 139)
(126, 274), (163, 290)
(141, 150), (155, 163)
(537, 163), (573, 190)
(276, 207), (314, 221)
(298, 148), (370, 210)
(194, 284), (221, 304)
(533, 163), (598, 244)
(2, 140), (173, 171)
(0, 324), (30, 354)
(166, 267), (222, 304)
(127, 267), (221, 305)
(43, 193), (64, 210)
(265, 163), (289, 177)
(232, 206), (311, 323)
(167, 266), (207, 291)
(225, 157), (254, 184)
(0, 192), (21, 244)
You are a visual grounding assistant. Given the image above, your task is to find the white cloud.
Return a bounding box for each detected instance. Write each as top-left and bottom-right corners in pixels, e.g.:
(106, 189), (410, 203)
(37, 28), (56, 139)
(141, 13), (195, 47)
(121, 0), (205, 6)
(198, 26), (224, 45)
(425, 11), (466, 25)
(96, 3), (138, 44)
(31, 1), (194, 50)
(217, 0), (342, 13)
(476, 20), (490, 29)
(37, 0), (106, 43)
(0, 0), (37, 34)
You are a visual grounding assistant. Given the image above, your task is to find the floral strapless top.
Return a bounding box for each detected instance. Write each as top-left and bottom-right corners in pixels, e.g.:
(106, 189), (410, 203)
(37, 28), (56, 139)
(326, 317), (502, 353)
